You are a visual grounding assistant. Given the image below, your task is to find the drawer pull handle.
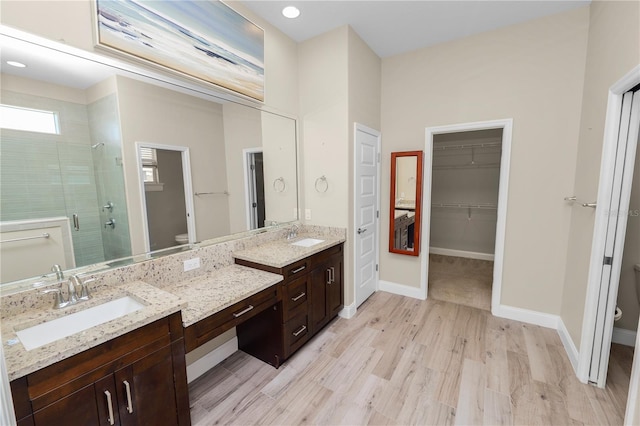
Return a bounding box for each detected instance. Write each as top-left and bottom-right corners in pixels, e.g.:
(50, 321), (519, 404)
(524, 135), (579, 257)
(291, 292), (306, 302)
(291, 265), (306, 274)
(292, 325), (307, 337)
(233, 305), (254, 318)
(123, 380), (133, 414)
(104, 390), (115, 425)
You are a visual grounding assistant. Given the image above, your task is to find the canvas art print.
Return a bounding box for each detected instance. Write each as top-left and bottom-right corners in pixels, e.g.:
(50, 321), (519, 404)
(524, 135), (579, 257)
(96, 0), (265, 101)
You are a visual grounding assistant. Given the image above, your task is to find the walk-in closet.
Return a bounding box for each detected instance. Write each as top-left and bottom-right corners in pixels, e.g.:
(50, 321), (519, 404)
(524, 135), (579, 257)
(428, 129), (502, 311)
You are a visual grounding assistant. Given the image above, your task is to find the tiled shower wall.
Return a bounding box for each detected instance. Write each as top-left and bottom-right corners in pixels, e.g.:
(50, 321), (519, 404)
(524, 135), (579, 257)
(87, 94), (132, 260)
(0, 90), (105, 266)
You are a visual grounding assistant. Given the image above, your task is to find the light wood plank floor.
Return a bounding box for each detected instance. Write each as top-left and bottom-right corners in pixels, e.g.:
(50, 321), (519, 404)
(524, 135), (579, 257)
(189, 291), (632, 425)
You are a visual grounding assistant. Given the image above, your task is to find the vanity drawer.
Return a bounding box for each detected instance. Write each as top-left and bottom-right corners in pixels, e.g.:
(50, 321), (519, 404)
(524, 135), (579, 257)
(283, 258), (311, 279)
(282, 275), (309, 321)
(184, 285), (278, 352)
(283, 313), (310, 358)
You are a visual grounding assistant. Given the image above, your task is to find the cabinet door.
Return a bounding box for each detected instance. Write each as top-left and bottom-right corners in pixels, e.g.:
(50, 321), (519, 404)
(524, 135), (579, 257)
(115, 345), (179, 426)
(33, 376), (119, 426)
(310, 264), (330, 333)
(326, 254), (344, 318)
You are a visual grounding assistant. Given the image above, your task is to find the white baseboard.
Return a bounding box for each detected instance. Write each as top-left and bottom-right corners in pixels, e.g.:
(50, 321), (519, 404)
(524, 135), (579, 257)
(429, 247), (495, 261)
(339, 301), (357, 319)
(557, 317), (580, 374)
(612, 327), (638, 347)
(492, 304), (559, 329)
(186, 337), (238, 383)
(379, 280), (426, 300)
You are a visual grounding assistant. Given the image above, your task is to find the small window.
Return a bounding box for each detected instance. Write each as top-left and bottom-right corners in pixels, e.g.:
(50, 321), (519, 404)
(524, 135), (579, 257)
(0, 104), (59, 134)
(140, 147), (159, 184)
(140, 147), (164, 191)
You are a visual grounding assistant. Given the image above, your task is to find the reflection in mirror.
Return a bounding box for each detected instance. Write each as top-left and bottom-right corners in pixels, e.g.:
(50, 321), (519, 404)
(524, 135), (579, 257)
(389, 151), (424, 256)
(0, 33), (298, 286)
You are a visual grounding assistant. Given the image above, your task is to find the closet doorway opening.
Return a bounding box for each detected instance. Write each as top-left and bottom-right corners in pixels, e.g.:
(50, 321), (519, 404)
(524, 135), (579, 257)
(422, 119), (512, 313)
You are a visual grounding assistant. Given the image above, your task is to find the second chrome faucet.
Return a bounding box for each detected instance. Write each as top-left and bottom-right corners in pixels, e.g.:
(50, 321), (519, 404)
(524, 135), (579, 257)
(44, 275), (93, 309)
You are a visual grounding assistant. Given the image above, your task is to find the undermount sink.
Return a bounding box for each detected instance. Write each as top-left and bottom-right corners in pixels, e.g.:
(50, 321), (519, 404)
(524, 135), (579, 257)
(15, 296), (145, 351)
(291, 238), (325, 248)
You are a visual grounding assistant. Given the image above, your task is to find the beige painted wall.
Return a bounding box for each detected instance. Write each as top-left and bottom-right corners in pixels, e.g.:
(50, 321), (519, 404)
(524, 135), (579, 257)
(299, 26), (381, 307)
(346, 27), (382, 307)
(222, 103), (263, 234)
(115, 75), (229, 254)
(561, 0), (640, 348)
(262, 112), (298, 225)
(380, 8), (590, 316)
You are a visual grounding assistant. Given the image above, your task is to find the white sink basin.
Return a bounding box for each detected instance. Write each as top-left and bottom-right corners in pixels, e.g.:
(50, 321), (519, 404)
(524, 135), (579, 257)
(291, 238), (325, 248)
(15, 296), (145, 351)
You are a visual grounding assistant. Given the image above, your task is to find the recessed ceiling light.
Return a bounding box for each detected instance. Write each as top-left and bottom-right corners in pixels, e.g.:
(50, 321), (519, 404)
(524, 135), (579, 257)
(282, 6), (300, 19)
(6, 61), (27, 68)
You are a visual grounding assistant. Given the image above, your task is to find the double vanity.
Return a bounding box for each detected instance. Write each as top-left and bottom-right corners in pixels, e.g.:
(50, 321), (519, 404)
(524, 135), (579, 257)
(3, 226), (345, 426)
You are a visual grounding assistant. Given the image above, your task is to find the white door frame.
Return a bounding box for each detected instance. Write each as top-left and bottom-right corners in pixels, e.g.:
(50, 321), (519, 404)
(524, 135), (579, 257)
(135, 142), (196, 252)
(577, 65), (640, 391)
(422, 119), (513, 310)
(353, 123), (381, 311)
(243, 147), (263, 230)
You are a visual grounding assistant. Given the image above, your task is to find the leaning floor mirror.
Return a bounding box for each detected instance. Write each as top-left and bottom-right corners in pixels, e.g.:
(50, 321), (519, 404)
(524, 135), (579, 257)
(389, 151), (424, 256)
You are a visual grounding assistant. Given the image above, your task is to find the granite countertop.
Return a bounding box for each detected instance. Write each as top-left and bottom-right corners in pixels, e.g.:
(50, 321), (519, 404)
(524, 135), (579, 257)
(157, 264), (283, 327)
(233, 234), (345, 269)
(3, 281), (186, 381)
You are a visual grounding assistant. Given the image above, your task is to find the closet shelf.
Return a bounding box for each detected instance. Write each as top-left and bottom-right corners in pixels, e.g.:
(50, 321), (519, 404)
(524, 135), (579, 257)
(433, 142), (501, 151)
(432, 162), (501, 170)
(431, 202), (497, 209)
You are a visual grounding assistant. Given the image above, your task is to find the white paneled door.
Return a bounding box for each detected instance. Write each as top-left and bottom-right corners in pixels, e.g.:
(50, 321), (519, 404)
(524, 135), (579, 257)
(354, 124), (381, 308)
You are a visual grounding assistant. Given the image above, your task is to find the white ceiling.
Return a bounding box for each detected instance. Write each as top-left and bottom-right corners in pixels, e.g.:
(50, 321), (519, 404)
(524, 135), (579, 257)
(241, 0), (591, 58)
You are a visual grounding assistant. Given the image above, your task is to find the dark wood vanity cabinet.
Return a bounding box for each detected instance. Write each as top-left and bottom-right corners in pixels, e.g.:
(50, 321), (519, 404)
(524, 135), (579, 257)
(11, 312), (190, 426)
(235, 243), (344, 365)
(310, 250), (344, 334)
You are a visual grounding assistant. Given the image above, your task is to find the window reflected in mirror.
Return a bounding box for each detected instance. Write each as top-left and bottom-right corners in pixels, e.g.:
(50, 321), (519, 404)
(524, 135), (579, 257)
(389, 151), (423, 256)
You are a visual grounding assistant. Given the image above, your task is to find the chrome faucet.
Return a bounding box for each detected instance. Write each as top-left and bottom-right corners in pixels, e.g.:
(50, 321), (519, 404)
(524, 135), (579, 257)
(286, 225), (299, 240)
(66, 276), (80, 305)
(51, 264), (64, 281)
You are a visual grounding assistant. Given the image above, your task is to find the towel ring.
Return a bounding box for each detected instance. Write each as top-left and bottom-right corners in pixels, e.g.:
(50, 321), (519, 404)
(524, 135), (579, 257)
(273, 177), (286, 193)
(315, 175), (328, 193)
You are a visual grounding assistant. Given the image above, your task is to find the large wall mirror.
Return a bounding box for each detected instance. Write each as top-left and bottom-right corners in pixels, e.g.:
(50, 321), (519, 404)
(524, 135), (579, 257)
(389, 151), (423, 256)
(0, 31), (298, 286)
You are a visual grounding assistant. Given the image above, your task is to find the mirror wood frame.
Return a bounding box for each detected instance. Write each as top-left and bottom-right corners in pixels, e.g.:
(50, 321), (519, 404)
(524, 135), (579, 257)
(389, 150), (423, 256)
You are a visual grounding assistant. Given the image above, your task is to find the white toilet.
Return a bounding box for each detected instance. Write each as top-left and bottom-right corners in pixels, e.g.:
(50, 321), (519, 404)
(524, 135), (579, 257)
(175, 233), (189, 245)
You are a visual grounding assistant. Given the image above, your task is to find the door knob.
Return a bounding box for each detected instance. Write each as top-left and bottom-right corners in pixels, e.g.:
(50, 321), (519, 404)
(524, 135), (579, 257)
(357, 227), (367, 234)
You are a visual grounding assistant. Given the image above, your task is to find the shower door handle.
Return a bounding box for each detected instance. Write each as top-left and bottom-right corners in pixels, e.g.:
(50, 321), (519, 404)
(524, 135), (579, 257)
(72, 214), (80, 231)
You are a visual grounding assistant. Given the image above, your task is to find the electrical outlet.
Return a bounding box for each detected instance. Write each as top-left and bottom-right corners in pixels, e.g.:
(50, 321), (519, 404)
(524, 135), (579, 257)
(305, 209), (312, 220)
(184, 257), (200, 271)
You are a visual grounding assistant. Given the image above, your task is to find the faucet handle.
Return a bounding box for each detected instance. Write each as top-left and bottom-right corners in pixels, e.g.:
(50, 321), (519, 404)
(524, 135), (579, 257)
(42, 288), (68, 309)
(79, 278), (94, 301)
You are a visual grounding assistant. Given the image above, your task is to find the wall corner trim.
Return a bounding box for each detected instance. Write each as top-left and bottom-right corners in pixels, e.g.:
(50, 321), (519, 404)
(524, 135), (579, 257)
(492, 304), (559, 329)
(558, 317), (581, 376)
(186, 336), (238, 383)
(612, 327), (638, 347)
(379, 280), (426, 300)
(339, 301), (357, 319)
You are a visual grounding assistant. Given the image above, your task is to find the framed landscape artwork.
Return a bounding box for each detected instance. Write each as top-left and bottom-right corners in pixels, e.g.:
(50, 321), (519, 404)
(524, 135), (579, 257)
(95, 0), (265, 101)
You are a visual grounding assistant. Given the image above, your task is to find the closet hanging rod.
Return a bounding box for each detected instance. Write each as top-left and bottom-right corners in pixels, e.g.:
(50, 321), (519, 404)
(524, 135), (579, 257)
(433, 142), (502, 151)
(0, 233), (50, 244)
(195, 191), (229, 196)
(431, 203), (497, 209)
(432, 163), (501, 170)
